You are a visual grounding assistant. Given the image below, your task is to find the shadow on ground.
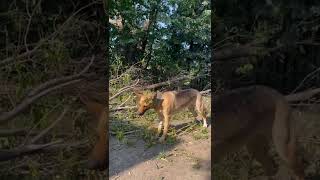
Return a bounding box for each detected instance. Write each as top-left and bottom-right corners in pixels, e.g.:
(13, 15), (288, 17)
(109, 116), (211, 180)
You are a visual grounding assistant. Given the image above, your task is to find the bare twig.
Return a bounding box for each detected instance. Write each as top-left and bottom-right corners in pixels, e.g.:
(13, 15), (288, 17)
(0, 140), (63, 161)
(116, 95), (132, 109)
(290, 103), (320, 106)
(0, 1), (100, 68)
(0, 128), (31, 137)
(21, 99), (65, 146)
(109, 79), (140, 101)
(27, 56), (94, 97)
(24, 0), (42, 52)
(36, 140), (89, 152)
(142, 75), (205, 90)
(110, 130), (140, 135)
(28, 106), (70, 144)
(110, 62), (141, 82)
(0, 56), (94, 124)
(0, 128), (69, 137)
(0, 79), (81, 124)
(291, 66), (320, 94)
(109, 106), (136, 112)
(285, 88), (320, 102)
(0, 139), (89, 162)
(177, 123), (198, 136)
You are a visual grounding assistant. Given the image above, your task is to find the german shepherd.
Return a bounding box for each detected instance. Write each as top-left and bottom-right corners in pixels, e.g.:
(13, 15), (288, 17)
(134, 89), (208, 143)
(213, 85), (305, 180)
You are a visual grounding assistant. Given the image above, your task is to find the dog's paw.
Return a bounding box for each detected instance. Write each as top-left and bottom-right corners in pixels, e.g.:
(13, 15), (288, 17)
(159, 136), (166, 143)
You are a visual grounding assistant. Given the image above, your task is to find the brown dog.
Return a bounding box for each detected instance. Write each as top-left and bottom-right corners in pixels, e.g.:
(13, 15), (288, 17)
(213, 85), (305, 180)
(134, 89), (208, 143)
(81, 97), (107, 170)
(77, 79), (108, 171)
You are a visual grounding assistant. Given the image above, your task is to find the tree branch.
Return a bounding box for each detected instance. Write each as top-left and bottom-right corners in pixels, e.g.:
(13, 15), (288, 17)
(285, 88), (320, 102)
(140, 75), (204, 90)
(27, 56), (94, 97)
(0, 140), (63, 161)
(109, 79), (140, 101)
(0, 79), (81, 125)
(0, 128), (31, 137)
(0, 56), (94, 124)
(214, 44), (265, 61)
(290, 66), (320, 94)
(0, 140), (88, 162)
(28, 106), (70, 144)
(0, 1), (100, 68)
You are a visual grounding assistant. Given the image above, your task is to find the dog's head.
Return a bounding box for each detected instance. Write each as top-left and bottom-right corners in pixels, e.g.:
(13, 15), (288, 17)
(134, 89), (156, 116)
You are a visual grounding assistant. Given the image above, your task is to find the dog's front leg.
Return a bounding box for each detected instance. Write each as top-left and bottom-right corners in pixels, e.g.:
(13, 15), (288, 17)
(156, 113), (164, 137)
(159, 113), (170, 143)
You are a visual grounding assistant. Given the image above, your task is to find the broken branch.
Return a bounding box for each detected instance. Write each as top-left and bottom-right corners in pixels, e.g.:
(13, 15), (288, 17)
(285, 88), (320, 102)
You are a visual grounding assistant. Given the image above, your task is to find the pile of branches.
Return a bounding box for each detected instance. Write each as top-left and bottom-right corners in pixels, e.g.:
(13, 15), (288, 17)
(0, 0), (106, 175)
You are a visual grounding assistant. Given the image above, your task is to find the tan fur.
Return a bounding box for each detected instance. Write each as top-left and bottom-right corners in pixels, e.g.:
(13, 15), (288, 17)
(134, 88), (208, 143)
(81, 98), (107, 170)
(77, 79), (108, 171)
(213, 85), (305, 180)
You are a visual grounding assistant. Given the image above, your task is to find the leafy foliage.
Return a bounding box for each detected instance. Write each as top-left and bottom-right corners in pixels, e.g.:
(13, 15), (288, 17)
(214, 0), (320, 92)
(110, 0), (210, 87)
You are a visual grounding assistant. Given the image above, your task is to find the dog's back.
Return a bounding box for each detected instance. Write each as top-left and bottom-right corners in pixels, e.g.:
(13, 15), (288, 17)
(213, 86), (280, 142)
(213, 85), (304, 179)
(161, 89), (200, 112)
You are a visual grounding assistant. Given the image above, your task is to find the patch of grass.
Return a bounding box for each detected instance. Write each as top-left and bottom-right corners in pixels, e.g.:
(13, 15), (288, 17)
(192, 126), (209, 140)
(165, 135), (177, 145)
(115, 130), (125, 142)
(166, 127), (178, 144)
(141, 127), (157, 148)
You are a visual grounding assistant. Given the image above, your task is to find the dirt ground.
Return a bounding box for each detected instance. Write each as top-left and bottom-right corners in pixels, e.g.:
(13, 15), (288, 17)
(109, 120), (211, 180)
(108, 102), (320, 180)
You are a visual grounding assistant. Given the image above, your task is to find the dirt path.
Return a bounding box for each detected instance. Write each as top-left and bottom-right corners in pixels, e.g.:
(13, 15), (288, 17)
(109, 122), (211, 180)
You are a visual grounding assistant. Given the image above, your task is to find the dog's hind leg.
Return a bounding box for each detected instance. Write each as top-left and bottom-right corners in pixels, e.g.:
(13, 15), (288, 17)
(159, 112), (170, 143)
(195, 94), (208, 127)
(272, 103), (305, 180)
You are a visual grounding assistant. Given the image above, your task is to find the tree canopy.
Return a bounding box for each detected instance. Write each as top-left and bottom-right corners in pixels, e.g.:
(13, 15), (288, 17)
(213, 0), (320, 93)
(109, 0), (211, 88)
